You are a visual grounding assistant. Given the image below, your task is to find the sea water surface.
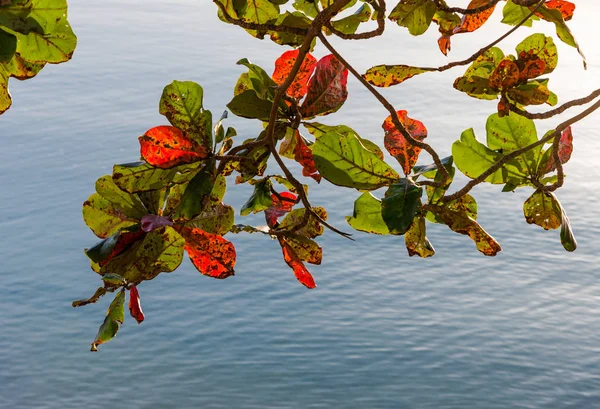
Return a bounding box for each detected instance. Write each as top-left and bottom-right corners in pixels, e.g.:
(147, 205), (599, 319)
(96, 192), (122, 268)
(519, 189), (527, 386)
(2, 1), (600, 408)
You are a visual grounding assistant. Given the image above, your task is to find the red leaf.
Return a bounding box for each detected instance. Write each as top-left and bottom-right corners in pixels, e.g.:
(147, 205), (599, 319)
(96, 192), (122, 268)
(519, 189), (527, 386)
(518, 56), (546, 81)
(179, 227), (236, 279)
(299, 54), (348, 119)
(99, 230), (146, 267)
(544, 126), (573, 173)
(141, 214), (173, 232)
(278, 237), (316, 289)
(489, 59), (520, 92)
(382, 110), (428, 175)
(265, 191), (298, 228)
(538, 0), (575, 21)
(128, 286), (145, 324)
(139, 126), (208, 169)
(453, 0), (496, 34)
(272, 50), (317, 100)
(293, 132), (321, 183)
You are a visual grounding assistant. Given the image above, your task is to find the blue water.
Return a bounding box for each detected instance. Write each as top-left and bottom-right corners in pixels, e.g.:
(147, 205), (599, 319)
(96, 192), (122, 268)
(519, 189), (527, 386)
(2, 1), (600, 408)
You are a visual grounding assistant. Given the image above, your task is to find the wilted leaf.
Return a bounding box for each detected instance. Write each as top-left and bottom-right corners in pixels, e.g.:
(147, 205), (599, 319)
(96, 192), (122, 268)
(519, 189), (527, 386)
(300, 54), (348, 119)
(179, 227), (236, 279)
(90, 291), (125, 352)
(141, 214), (173, 232)
(523, 190), (562, 230)
(383, 110), (427, 175)
(405, 216), (435, 257)
(139, 126), (208, 169)
(128, 286), (144, 324)
(272, 49), (317, 100)
(278, 237), (316, 288)
(294, 132), (321, 182)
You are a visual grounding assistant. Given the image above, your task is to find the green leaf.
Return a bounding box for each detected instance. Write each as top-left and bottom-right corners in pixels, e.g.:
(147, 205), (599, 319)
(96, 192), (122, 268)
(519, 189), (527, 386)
(381, 178), (422, 235)
(174, 159), (216, 220)
(269, 11), (311, 47)
(90, 290), (125, 352)
(1, 0), (69, 34)
(560, 207), (577, 252)
(112, 161), (200, 194)
(347, 191), (392, 234)
(405, 216), (435, 257)
(95, 175), (147, 216)
(362, 64), (434, 87)
(501, 0), (539, 27)
(535, 5), (585, 68)
(278, 206), (327, 238)
(236, 58), (278, 100)
(292, 0), (318, 18)
(486, 111), (539, 175)
(15, 20), (76, 63)
(99, 226), (185, 283)
(85, 231), (121, 263)
(304, 122), (384, 159)
(389, 0), (436, 36)
(241, 178), (273, 216)
(159, 80), (213, 149)
(101, 273), (125, 286)
(452, 128), (528, 185)
(330, 3), (371, 35)
(312, 130), (399, 190)
(0, 28), (16, 62)
(227, 90), (275, 121)
(184, 203), (235, 235)
(523, 190), (562, 230)
(453, 47), (504, 100)
(236, 0), (280, 25)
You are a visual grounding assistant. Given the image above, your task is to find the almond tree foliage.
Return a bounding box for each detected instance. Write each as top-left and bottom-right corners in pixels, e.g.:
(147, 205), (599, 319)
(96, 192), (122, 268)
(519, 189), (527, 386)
(0, 0), (77, 114)
(73, 0), (600, 351)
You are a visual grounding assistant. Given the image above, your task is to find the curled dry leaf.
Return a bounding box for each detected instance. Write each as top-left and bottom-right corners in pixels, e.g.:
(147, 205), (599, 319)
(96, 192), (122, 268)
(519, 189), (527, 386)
(128, 286), (145, 324)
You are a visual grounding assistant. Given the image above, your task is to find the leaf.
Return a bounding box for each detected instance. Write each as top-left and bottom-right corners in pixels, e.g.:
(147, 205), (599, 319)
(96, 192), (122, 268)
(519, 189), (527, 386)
(241, 178), (273, 215)
(501, 0), (540, 27)
(128, 286), (144, 324)
(299, 54), (348, 119)
(278, 237), (316, 288)
(278, 206), (327, 238)
(523, 190), (562, 230)
(515, 33), (558, 75)
(453, 0), (496, 34)
(184, 202), (234, 235)
(90, 291), (125, 352)
(388, 0), (437, 36)
(179, 227), (236, 279)
(560, 205), (576, 252)
(304, 122), (384, 160)
(452, 128), (528, 185)
(507, 81), (551, 106)
(173, 159), (216, 220)
(3, 53), (45, 79)
(489, 59), (519, 92)
(294, 132), (321, 182)
(83, 177), (146, 239)
(540, 126), (573, 174)
(99, 226), (184, 283)
(363, 65), (434, 87)
(543, 0), (575, 21)
(383, 110), (427, 175)
(312, 130), (399, 190)
(236, 58), (279, 101)
(272, 49), (317, 100)
(15, 20), (76, 64)
(405, 216), (435, 257)
(535, 5), (585, 68)
(346, 192), (390, 235)
(91, 230), (146, 268)
(381, 179), (422, 235)
(486, 111), (539, 175)
(330, 3), (371, 35)
(112, 161), (200, 194)
(1, 0), (70, 34)
(265, 191), (298, 227)
(0, 28), (16, 62)
(102, 273), (125, 286)
(159, 80), (213, 149)
(268, 11), (312, 47)
(429, 204), (501, 256)
(141, 214), (173, 232)
(237, 0), (280, 25)
(227, 90), (275, 121)
(453, 47), (504, 100)
(139, 126), (208, 169)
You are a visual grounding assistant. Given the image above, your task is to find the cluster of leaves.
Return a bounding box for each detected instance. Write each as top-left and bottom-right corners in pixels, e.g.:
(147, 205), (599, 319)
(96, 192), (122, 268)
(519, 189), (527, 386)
(0, 0), (77, 114)
(74, 0), (589, 350)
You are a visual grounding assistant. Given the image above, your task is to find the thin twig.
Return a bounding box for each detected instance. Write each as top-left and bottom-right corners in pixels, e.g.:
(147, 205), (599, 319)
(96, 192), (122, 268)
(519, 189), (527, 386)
(509, 88), (600, 120)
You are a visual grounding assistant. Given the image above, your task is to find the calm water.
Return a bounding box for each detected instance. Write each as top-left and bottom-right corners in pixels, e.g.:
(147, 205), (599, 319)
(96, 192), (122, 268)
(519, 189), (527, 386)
(2, 1), (600, 408)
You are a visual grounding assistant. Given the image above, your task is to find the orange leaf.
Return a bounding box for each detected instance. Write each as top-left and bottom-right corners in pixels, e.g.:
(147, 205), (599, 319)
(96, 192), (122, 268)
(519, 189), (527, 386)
(518, 57), (546, 81)
(180, 227), (236, 279)
(293, 132), (321, 183)
(272, 50), (317, 100)
(382, 110), (428, 175)
(539, 0), (575, 21)
(139, 126), (208, 169)
(438, 35), (452, 56)
(489, 59), (520, 92)
(278, 237), (316, 289)
(453, 0), (496, 34)
(128, 286), (145, 324)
